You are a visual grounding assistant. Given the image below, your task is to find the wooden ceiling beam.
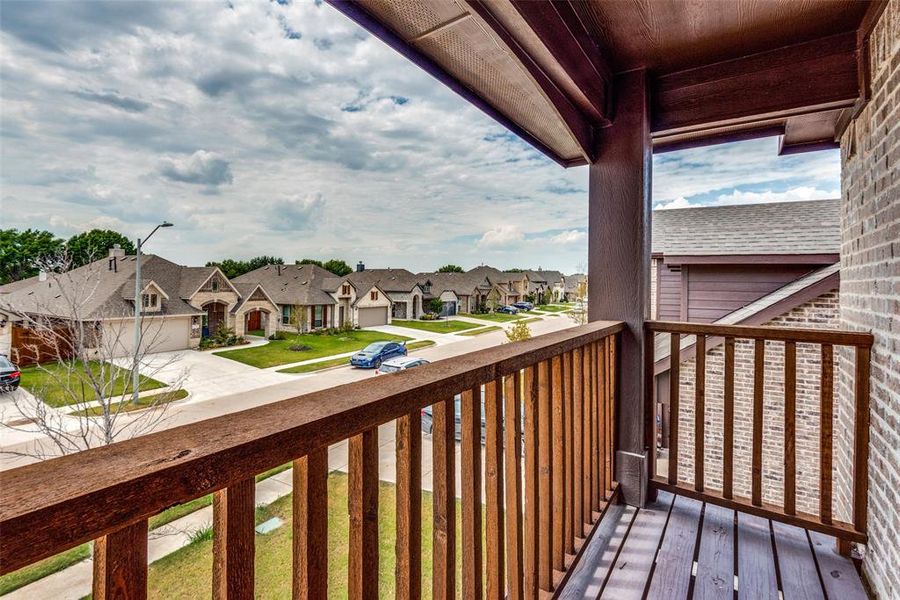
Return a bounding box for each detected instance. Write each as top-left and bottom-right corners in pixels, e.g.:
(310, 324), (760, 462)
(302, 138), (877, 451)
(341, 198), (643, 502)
(464, 0), (597, 163)
(509, 0), (612, 125)
(652, 32), (859, 137)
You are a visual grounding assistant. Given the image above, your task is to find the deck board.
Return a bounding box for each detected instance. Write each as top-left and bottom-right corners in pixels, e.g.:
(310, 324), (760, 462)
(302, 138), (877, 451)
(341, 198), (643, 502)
(646, 495), (702, 600)
(692, 504), (735, 600)
(599, 491), (674, 599)
(736, 512), (778, 600)
(808, 531), (867, 600)
(772, 522), (825, 600)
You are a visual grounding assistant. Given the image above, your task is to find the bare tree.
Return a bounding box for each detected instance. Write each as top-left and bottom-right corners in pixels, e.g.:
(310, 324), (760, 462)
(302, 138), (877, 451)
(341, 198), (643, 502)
(0, 253), (188, 461)
(568, 263), (589, 326)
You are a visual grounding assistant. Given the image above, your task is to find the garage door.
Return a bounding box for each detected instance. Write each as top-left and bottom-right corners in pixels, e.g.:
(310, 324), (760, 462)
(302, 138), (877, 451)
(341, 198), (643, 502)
(358, 307), (388, 328)
(105, 317), (191, 357)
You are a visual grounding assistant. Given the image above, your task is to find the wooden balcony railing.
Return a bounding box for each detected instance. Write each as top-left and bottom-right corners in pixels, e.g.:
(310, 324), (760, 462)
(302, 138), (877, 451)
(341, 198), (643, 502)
(645, 320), (873, 549)
(0, 320), (623, 599)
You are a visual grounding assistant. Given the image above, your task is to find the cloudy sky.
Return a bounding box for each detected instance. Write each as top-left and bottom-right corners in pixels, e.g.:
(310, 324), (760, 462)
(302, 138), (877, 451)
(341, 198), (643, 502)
(0, 0), (840, 273)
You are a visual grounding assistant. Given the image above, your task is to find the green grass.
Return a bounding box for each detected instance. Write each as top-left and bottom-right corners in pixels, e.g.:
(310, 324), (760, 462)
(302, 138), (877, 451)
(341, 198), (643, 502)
(535, 304), (570, 312)
(246, 329), (266, 337)
(519, 317), (543, 324)
(406, 340), (436, 351)
(70, 389), (189, 417)
(214, 330), (412, 369)
(459, 312), (522, 323)
(276, 341), (435, 374)
(19, 361), (166, 408)
(143, 472), (469, 599)
(389, 319), (480, 334)
(457, 325), (502, 336)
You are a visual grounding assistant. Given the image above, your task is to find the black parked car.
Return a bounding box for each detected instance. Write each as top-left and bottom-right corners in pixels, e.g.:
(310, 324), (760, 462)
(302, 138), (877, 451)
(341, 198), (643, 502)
(496, 305), (519, 314)
(0, 355), (21, 392)
(512, 301), (534, 311)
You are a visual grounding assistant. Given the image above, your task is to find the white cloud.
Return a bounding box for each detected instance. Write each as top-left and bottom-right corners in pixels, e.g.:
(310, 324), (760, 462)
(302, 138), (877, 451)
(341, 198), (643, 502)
(654, 197), (693, 210)
(157, 150), (233, 186)
(550, 230), (586, 244)
(713, 186), (838, 205)
(478, 225), (525, 248)
(269, 193), (326, 231)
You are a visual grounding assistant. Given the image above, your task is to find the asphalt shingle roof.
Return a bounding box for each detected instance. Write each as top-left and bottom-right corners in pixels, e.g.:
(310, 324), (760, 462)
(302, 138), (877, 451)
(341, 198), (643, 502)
(233, 263), (335, 306)
(652, 199), (840, 256)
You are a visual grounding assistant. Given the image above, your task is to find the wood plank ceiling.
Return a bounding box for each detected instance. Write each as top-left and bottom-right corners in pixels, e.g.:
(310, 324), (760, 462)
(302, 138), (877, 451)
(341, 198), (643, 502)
(329, 0), (880, 166)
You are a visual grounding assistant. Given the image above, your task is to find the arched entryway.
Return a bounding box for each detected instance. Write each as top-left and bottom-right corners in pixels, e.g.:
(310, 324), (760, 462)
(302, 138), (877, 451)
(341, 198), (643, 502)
(244, 308), (270, 336)
(202, 301), (227, 337)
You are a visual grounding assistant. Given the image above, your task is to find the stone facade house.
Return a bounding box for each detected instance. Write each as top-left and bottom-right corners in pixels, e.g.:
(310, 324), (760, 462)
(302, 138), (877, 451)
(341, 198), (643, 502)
(233, 263), (337, 332)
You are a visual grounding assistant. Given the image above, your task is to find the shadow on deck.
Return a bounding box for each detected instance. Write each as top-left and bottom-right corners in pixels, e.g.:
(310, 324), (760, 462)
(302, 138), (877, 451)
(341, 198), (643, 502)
(559, 491), (867, 600)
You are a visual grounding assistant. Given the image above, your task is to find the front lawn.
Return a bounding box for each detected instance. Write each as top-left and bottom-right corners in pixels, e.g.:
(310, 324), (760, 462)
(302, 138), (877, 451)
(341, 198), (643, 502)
(535, 304), (570, 312)
(20, 361), (166, 408)
(70, 389), (189, 417)
(144, 472), (467, 599)
(276, 340), (435, 374)
(459, 312), (522, 323)
(457, 325), (502, 336)
(390, 319), (480, 334)
(214, 330), (412, 368)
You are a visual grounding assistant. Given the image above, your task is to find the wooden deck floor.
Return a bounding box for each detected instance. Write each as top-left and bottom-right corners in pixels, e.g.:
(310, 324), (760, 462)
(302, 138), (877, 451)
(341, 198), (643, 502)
(559, 491), (867, 600)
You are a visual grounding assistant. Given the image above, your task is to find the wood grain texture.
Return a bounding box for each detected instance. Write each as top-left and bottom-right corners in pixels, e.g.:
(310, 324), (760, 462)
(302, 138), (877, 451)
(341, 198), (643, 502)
(819, 344), (834, 525)
(537, 360), (553, 591)
(522, 365), (539, 600)
(504, 373), (524, 600)
(582, 345), (592, 525)
(348, 430), (379, 600)
(772, 522), (825, 600)
(852, 346), (870, 534)
(694, 503), (735, 600)
(668, 333), (680, 485)
(645, 495), (701, 599)
(752, 339), (765, 507)
(562, 351), (575, 554)
(607, 338), (615, 496)
(485, 379), (505, 600)
(460, 386), (482, 600)
(551, 355), (565, 571)
(647, 320), (873, 347)
(808, 531), (868, 599)
(432, 398), (456, 600)
(0, 321), (624, 574)
(213, 478), (255, 600)
(572, 347), (584, 533)
(395, 413), (421, 600)
(784, 341), (796, 515)
(694, 334), (706, 492)
(723, 337), (735, 500)
(736, 513), (778, 600)
(293, 449), (328, 600)
(92, 519), (148, 600)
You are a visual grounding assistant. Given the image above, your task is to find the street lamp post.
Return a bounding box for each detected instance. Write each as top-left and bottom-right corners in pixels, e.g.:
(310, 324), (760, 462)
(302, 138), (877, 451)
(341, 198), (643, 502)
(132, 222), (174, 404)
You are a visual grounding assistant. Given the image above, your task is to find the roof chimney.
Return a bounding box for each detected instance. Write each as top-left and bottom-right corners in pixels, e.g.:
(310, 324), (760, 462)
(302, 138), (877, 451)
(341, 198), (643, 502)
(108, 244), (125, 272)
(356, 261), (365, 272)
(38, 270), (47, 282)
(277, 264), (282, 276)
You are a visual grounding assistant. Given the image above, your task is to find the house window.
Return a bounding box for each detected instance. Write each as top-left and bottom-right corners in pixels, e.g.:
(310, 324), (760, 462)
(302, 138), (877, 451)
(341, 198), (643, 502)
(370, 290), (378, 301)
(314, 305), (324, 328)
(211, 279), (219, 292)
(342, 284), (351, 295)
(282, 305), (292, 324)
(142, 293), (158, 309)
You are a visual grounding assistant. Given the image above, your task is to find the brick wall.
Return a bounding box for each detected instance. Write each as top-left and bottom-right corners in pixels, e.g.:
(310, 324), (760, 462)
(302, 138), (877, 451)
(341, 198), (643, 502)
(671, 291), (845, 517)
(837, 1), (899, 597)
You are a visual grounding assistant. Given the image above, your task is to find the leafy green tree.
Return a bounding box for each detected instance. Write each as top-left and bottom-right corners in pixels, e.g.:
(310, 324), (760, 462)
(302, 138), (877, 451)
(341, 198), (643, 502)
(206, 256), (283, 278)
(506, 320), (532, 342)
(429, 298), (444, 314)
(66, 229), (135, 268)
(505, 267), (524, 273)
(437, 264), (464, 273)
(246, 256), (284, 272)
(0, 228), (64, 284)
(323, 259), (352, 276)
(297, 258), (324, 268)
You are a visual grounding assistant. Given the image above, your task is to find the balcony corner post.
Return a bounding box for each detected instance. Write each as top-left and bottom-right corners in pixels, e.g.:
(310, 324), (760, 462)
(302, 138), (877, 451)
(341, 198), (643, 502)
(588, 68), (652, 508)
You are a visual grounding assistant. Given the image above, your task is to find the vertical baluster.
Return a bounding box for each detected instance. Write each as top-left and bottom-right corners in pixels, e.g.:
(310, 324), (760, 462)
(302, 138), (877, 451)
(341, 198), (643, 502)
(645, 329), (657, 486)
(93, 519), (148, 600)
(396, 411), (422, 600)
(523, 365), (540, 600)
(581, 346), (592, 526)
(752, 339), (765, 507)
(294, 449), (328, 600)
(551, 355), (565, 572)
(505, 373), (524, 600)
(668, 333), (680, 486)
(537, 360), (552, 591)
(460, 386), (483, 600)
(349, 429), (379, 600)
(852, 346), (871, 536)
(213, 478), (255, 600)
(819, 344), (834, 525)
(562, 351), (575, 555)
(592, 341), (601, 511)
(432, 398), (456, 600)
(784, 341), (797, 515)
(695, 335), (706, 493)
(723, 337), (735, 500)
(573, 347), (584, 536)
(485, 378), (505, 600)
(607, 336), (616, 495)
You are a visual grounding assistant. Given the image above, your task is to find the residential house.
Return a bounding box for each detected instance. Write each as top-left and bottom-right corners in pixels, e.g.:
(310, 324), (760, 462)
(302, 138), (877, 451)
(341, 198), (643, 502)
(233, 263), (337, 332)
(0, 248), (279, 362)
(324, 264), (423, 326)
(523, 268), (565, 301)
(558, 273), (586, 302)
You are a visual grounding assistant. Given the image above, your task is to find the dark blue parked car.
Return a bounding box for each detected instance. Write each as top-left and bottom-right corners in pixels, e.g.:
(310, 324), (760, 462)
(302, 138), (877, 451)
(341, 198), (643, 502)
(512, 301), (533, 311)
(350, 340), (407, 369)
(496, 305), (519, 314)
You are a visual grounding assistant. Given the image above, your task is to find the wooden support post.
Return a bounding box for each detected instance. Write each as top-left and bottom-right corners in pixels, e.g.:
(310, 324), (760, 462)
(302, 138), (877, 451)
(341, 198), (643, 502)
(349, 429), (379, 600)
(93, 519), (148, 600)
(589, 69), (651, 507)
(396, 412), (422, 600)
(213, 479), (255, 600)
(432, 398), (457, 600)
(294, 449), (328, 600)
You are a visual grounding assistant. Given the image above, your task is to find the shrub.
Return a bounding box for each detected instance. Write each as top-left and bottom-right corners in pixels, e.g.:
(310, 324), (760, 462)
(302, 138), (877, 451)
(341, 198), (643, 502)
(506, 321), (532, 342)
(429, 298), (444, 314)
(188, 524), (213, 544)
(269, 331), (288, 341)
(420, 312), (439, 321)
(288, 344), (311, 352)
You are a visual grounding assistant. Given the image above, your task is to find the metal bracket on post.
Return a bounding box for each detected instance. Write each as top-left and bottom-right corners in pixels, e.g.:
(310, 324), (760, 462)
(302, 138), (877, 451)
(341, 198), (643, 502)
(615, 450), (648, 507)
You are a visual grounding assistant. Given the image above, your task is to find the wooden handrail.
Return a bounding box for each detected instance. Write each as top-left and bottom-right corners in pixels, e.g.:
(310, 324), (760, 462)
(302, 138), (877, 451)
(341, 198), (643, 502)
(646, 320), (872, 547)
(0, 320), (624, 576)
